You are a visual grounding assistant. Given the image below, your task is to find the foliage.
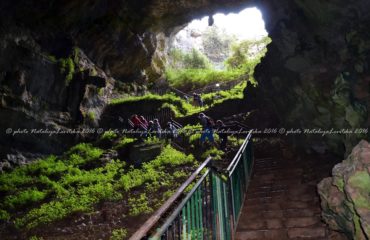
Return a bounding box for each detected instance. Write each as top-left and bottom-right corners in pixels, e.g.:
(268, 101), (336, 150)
(200, 82), (246, 106)
(0, 209), (10, 221)
(114, 137), (136, 149)
(100, 130), (118, 141)
(168, 48), (211, 69)
(144, 136), (163, 145)
(225, 36), (271, 82)
(201, 26), (237, 63)
(201, 147), (225, 161)
(128, 193), (153, 216)
(109, 93), (199, 117)
(59, 57), (75, 85)
(65, 143), (104, 166)
(110, 228), (128, 240)
(4, 189), (47, 209)
(166, 68), (246, 92)
(1, 141), (197, 231)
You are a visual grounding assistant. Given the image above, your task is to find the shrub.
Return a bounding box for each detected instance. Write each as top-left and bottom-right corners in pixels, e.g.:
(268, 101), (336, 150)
(168, 48), (212, 69)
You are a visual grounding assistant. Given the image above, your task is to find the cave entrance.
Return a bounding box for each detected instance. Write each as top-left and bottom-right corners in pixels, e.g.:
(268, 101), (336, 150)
(165, 7), (270, 100)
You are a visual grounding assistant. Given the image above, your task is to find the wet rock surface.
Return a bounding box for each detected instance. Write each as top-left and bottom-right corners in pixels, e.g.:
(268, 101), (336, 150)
(318, 140), (370, 240)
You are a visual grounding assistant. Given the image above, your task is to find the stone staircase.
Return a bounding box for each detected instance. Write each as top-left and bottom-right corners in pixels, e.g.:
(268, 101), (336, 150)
(236, 149), (348, 240)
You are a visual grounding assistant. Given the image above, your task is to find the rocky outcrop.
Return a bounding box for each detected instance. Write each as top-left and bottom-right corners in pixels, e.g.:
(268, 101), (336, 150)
(0, 28), (114, 155)
(318, 140), (370, 239)
(254, 0), (370, 156)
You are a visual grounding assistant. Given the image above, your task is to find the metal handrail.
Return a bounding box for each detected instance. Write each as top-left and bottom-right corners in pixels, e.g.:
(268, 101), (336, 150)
(129, 157), (212, 240)
(130, 131), (254, 240)
(150, 169), (211, 238)
(227, 131), (252, 173)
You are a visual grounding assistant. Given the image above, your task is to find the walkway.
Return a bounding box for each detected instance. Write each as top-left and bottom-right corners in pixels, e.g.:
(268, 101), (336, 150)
(236, 145), (347, 240)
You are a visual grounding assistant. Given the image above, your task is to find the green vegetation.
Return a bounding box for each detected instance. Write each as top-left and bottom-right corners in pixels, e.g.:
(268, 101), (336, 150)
(0, 142), (196, 231)
(168, 48), (211, 70)
(110, 228), (128, 240)
(110, 81), (245, 118)
(109, 93), (197, 117)
(87, 111), (96, 122)
(59, 57), (75, 85)
(225, 36), (271, 83)
(166, 68), (246, 92)
(114, 137), (136, 150)
(201, 147), (225, 161)
(100, 130), (118, 141)
(166, 29), (270, 91)
(128, 193), (153, 216)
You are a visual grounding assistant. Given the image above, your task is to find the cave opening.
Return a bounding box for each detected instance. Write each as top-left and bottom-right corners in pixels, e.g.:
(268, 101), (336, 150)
(164, 7), (270, 100)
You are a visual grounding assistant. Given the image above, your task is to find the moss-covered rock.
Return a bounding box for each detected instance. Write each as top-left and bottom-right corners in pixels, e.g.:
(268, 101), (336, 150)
(318, 140), (370, 239)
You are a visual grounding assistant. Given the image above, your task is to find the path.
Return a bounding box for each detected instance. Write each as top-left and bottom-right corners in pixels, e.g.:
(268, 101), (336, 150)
(236, 145), (347, 240)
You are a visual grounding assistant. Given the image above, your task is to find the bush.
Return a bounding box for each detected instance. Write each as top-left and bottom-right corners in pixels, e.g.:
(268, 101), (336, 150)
(168, 48), (212, 69)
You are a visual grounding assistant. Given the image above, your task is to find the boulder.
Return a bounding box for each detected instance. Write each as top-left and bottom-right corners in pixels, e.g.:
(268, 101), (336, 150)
(318, 140), (370, 239)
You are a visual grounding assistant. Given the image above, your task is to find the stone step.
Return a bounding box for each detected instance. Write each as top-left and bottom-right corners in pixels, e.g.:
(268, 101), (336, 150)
(236, 229), (289, 240)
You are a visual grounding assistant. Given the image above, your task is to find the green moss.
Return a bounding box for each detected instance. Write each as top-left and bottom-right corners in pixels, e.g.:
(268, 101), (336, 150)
(59, 57), (75, 86)
(114, 137), (136, 149)
(348, 171), (370, 192)
(334, 178), (345, 192)
(0, 209), (10, 221)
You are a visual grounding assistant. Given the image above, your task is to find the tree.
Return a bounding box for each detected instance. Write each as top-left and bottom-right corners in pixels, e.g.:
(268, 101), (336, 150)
(201, 26), (237, 63)
(225, 36), (271, 70)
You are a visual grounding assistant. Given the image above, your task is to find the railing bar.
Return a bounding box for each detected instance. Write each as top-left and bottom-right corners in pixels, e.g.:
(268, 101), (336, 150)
(151, 170), (211, 238)
(227, 131), (252, 172)
(130, 158), (212, 240)
(228, 155), (242, 177)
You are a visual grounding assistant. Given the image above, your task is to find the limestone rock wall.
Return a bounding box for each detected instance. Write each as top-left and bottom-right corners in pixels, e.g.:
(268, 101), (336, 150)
(254, 0), (370, 155)
(318, 140), (370, 239)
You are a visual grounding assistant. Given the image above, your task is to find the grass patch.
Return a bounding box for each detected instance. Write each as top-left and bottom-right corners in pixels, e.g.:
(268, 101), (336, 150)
(166, 68), (246, 92)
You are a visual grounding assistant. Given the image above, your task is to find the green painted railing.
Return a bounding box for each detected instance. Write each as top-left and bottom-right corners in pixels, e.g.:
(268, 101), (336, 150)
(130, 131), (253, 240)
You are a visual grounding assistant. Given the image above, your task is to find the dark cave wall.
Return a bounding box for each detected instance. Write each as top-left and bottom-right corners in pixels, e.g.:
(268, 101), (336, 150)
(254, 0), (370, 156)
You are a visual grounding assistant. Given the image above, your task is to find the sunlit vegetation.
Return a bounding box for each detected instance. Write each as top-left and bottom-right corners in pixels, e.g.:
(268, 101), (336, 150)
(166, 68), (246, 92)
(110, 81), (246, 118)
(0, 142), (196, 231)
(166, 21), (270, 92)
(109, 93), (200, 117)
(225, 36), (271, 82)
(100, 130), (119, 141)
